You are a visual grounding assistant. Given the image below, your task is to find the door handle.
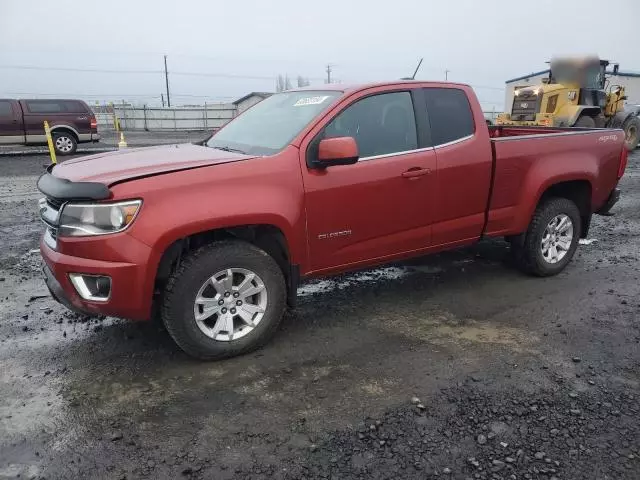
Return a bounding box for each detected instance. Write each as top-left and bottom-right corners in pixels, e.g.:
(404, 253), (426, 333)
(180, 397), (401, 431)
(401, 168), (431, 179)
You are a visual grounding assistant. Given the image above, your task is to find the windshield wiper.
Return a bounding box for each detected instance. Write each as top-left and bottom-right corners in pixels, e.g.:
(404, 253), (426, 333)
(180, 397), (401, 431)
(212, 145), (247, 154)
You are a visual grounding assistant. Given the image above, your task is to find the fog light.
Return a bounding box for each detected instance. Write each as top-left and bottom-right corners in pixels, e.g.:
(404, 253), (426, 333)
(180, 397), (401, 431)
(69, 274), (111, 301)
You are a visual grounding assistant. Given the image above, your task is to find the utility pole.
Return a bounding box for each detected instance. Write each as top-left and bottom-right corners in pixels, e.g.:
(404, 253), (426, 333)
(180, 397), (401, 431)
(161, 93), (165, 107)
(326, 64), (332, 84)
(164, 55), (171, 107)
(445, 69), (450, 81)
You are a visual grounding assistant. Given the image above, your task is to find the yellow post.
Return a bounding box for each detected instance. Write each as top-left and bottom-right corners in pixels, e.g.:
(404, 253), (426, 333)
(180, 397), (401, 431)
(43, 121), (57, 164)
(110, 102), (118, 132)
(118, 132), (128, 149)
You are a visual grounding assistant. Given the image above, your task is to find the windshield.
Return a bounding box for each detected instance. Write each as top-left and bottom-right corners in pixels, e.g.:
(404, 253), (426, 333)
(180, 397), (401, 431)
(206, 91), (342, 155)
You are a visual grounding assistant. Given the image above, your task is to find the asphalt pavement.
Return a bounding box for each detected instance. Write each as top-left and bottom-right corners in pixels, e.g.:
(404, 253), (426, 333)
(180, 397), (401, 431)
(0, 130), (209, 156)
(0, 148), (639, 480)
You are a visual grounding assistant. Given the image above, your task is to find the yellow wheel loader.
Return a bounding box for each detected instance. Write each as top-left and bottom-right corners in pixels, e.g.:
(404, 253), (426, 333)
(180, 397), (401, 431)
(497, 56), (640, 151)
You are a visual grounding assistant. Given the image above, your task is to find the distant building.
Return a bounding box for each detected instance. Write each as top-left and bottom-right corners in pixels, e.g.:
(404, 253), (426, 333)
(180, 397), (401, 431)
(505, 68), (640, 111)
(233, 92), (273, 114)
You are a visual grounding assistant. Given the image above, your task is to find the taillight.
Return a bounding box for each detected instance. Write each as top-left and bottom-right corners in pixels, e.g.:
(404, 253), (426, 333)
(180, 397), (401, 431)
(90, 116), (97, 129)
(618, 148), (628, 179)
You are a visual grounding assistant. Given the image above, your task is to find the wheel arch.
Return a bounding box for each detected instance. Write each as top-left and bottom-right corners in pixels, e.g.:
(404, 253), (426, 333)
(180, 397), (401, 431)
(508, 179), (592, 251)
(152, 224), (298, 315)
(50, 124), (80, 141)
(569, 107), (601, 126)
(538, 180), (592, 238)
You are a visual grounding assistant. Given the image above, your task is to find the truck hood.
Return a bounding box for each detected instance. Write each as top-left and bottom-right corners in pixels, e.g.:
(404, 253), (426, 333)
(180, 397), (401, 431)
(52, 143), (256, 185)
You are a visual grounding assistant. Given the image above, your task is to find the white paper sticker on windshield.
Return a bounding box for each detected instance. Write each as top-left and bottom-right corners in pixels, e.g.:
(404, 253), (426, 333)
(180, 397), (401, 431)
(293, 96), (330, 107)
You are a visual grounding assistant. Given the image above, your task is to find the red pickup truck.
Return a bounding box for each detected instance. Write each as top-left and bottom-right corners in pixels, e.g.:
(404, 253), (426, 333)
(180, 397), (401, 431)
(37, 81), (627, 359)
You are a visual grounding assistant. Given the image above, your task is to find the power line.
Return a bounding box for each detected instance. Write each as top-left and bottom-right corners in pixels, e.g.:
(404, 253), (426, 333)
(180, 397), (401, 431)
(0, 64), (325, 82)
(0, 65), (162, 74)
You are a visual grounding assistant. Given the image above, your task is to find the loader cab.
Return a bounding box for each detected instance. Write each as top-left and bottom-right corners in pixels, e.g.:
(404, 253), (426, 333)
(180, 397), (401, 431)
(549, 57), (609, 109)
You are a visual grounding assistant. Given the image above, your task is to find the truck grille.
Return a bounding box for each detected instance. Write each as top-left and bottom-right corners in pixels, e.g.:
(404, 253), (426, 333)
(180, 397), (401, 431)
(511, 92), (540, 121)
(39, 197), (62, 249)
(46, 197), (64, 210)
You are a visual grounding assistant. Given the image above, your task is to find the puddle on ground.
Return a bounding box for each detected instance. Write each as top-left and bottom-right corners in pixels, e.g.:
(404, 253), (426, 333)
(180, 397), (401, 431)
(297, 267), (410, 297)
(383, 310), (538, 353)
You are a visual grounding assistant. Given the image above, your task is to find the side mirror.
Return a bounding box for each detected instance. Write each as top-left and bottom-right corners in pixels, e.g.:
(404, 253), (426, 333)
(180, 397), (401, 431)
(315, 137), (359, 168)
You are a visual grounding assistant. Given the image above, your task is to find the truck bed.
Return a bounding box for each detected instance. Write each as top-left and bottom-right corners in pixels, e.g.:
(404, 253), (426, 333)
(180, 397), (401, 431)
(484, 125), (624, 237)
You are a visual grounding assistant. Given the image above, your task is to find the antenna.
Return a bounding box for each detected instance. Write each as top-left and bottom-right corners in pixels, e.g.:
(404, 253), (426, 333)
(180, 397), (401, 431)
(411, 58), (424, 80)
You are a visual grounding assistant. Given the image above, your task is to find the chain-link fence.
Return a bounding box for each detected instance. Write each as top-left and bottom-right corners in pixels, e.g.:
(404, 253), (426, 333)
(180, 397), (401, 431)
(92, 103), (237, 132)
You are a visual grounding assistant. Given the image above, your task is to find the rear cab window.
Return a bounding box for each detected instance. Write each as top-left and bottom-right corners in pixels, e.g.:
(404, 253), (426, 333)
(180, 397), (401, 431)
(423, 88), (474, 146)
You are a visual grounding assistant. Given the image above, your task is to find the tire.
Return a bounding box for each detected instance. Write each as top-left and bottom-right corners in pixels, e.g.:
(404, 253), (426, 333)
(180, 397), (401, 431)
(513, 197), (581, 277)
(622, 115), (640, 151)
(574, 116), (596, 128)
(594, 114), (607, 128)
(161, 241), (286, 360)
(52, 132), (77, 155)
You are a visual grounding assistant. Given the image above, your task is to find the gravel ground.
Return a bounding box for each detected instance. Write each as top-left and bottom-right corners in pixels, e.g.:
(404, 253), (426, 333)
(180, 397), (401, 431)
(0, 149), (639, 480)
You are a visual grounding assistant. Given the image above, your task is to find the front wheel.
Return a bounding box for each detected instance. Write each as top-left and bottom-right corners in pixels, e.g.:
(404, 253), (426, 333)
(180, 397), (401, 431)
(513, 197), (581, 277)
(161, 241), (286, 360)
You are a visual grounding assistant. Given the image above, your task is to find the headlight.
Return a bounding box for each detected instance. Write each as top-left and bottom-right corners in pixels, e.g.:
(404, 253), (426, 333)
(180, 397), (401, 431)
(58, 200), (142, 237)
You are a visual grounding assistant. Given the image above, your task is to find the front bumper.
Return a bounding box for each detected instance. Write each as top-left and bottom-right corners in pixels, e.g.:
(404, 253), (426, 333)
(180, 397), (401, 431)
(44, 264), (95, 317)
(595, 188), (621, 215)
(40, 234), (153, 321)
(495, 113), (554, 127)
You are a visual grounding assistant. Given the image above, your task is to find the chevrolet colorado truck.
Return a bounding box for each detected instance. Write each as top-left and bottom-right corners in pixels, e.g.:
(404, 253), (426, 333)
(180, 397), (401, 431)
(0, 99), (99, 155)
(37, 81), (627, 359)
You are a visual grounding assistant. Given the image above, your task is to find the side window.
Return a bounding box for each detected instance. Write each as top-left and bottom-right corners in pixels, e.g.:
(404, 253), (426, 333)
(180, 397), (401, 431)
(324, 92), (417, 158)
(25, 101), (65, 114)
(424, 88), (474, 146)
(63, 100), (86, 113)
(0, 101), (12, 116)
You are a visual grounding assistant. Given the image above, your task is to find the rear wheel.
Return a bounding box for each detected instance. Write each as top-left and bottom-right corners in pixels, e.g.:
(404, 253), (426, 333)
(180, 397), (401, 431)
(52, 132), (77, 155)
(513, 197), (581, 277)
(622, 115), (640, 151)
(574, 116), (596, 128)
(161, 241), (286, 360)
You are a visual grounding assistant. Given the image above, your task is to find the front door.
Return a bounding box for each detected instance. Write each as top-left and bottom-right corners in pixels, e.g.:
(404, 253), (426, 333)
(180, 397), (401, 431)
(300, 90), (437, 272)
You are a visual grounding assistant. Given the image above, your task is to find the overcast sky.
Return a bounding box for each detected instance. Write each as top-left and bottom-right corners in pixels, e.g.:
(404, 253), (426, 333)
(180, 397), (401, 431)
(1, 0), (638, 109)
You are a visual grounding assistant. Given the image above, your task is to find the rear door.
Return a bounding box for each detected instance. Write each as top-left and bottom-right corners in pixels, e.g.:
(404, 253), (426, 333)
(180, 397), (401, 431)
(301, 89), (438, 272)
(0, 100), (24, 144)
(422, 87), (493, 245)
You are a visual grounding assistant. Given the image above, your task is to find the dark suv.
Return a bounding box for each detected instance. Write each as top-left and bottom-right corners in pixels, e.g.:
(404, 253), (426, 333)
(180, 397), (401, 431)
(0, 99), (100, 155)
